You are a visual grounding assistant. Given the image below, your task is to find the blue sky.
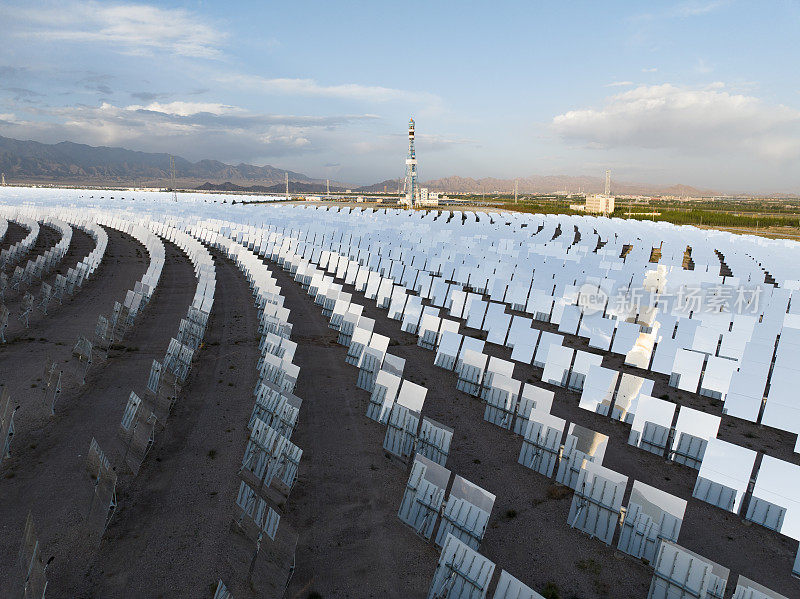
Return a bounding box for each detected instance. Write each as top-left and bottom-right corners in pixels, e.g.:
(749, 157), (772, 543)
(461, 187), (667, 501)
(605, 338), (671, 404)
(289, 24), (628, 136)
(1, 0), (799, 191)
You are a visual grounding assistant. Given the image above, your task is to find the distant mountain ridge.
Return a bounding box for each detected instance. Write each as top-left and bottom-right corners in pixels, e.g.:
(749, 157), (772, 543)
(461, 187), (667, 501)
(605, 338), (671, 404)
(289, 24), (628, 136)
(0, 134), (737, 196)
(356, 175), (718, 197)
(197, 181), (347, 194)
(356, 179), (405, 193)
(0, 135), (334, 187)
(422, 175), (717, 197)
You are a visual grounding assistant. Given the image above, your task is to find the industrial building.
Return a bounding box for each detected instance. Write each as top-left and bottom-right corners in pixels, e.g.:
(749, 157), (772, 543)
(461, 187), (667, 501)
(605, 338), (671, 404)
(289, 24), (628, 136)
(584, 193), (615, 214)
(572, 170), (615, 214)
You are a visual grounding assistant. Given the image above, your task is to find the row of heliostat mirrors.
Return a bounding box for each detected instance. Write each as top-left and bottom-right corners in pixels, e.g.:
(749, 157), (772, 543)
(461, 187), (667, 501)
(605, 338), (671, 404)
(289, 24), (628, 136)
(90, 212), (214, 500)
(1, 207), (109, 501)
(81, 212), (303, 598)
(4, 189), (800, 595)
(183, 209), (793, 599)
(203, 217), (537, 598)
(0, 209), (73, 334)
(207, 204), (799, 596)
(48, 197), (790, 597)
(191, 221), (302, 598)
(0, 207), (105, 475)
(0, 209), (215, 597)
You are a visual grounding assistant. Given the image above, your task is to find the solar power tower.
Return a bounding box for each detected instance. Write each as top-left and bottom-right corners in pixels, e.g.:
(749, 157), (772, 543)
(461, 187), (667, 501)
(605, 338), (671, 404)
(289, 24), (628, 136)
(404, 117), (419, 208)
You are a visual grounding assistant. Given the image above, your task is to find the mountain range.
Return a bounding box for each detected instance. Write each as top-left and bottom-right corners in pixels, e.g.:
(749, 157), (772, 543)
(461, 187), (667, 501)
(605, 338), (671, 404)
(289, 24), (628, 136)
(358, 176), (717, 197)
(196, 181), (348, 194)
(0, 134), (725, 196)
(0, 135), (329, 188)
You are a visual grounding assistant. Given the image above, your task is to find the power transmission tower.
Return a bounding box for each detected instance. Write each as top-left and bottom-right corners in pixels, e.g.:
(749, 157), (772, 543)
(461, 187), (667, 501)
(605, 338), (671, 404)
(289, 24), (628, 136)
(514, 179), (518, 204)
(285, 172), (289, 200)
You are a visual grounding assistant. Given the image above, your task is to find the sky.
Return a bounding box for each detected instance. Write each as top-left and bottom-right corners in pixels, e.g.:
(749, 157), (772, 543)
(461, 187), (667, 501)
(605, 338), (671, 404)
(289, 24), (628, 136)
(1, 0), (799, 192)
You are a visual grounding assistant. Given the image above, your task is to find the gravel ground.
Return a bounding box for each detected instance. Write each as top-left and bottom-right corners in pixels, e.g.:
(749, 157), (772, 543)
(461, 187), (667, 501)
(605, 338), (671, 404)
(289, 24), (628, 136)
(0, 221), (29, 252)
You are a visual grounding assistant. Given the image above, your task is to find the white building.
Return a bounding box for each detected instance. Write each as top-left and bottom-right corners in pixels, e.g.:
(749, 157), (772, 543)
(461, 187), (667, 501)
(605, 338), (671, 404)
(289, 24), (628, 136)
(584, 194), (615, 214)
(417, 187), (440, 207)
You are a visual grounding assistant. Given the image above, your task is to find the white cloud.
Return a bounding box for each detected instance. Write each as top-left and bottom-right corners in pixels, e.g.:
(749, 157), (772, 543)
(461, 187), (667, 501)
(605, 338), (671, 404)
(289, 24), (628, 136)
(218, 74), (441, 106)
(604, 81), (634, 88)
(416, 133), (479, 150)
(4, 2), (225, 58)
(552, 83), (800, 160)
(634, 1), (729, 21)
(642, 67), (658, 73)
(125, 102), (241, 116)
(695, 58), (714, 74)
(674, 0), (728, 17)
(0, 100), (377, 163)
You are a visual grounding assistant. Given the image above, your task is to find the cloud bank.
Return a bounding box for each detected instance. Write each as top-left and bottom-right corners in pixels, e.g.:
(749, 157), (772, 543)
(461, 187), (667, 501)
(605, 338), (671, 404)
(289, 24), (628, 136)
(5, 1), (225, 58)
(0, 101), (378, 163)
(552, 83), (800, 161)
